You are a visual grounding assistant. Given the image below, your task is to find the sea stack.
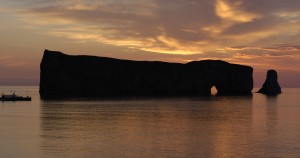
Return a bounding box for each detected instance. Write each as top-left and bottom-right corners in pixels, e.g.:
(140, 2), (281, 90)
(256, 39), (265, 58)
(258, 70), (281, 95)
(40, 50), (253, 99)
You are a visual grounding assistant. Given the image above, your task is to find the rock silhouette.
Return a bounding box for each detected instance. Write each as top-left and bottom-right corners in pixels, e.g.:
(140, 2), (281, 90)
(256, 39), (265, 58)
(40, 50), (253, 99)
(258, 70), (281, 95)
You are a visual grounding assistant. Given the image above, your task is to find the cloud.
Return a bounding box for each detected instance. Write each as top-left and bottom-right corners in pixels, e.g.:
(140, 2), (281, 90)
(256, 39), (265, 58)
(222, 43), (300, 53)
(18, 0), (217, 54)
(0, 56), (35, 67)
(216, 0), (261, 23)
(2, 0), (300, 71)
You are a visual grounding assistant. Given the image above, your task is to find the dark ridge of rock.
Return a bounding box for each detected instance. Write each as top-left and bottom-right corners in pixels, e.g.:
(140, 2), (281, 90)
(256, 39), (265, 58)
(39, 49), (253, 99)
(258, 70), (282, 95)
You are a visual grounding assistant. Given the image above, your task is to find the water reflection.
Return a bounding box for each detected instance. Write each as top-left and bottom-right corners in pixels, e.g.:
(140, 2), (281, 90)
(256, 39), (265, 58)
(40, 97), (254, 158)
(3, 87), (300, 157)
(39, 93), (300, 157)
(251, 93), (300, 157)
(211, 96), (253, 157)
(266, 96), (278, 134)
(264, 96), (279, 157)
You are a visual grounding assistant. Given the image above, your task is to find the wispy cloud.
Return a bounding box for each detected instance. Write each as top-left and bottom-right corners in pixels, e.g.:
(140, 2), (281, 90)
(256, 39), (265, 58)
(0, 56), (35, 67)
(2, 0), (300, 70)
(216, 0), (261, 23)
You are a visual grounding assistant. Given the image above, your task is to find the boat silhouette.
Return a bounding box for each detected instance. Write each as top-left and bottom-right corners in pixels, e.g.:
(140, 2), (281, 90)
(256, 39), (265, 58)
(1, 91), (31, 101)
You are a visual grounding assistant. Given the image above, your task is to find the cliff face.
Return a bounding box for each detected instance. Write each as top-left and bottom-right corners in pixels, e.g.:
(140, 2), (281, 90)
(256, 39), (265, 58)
(40, 50), (253, 99)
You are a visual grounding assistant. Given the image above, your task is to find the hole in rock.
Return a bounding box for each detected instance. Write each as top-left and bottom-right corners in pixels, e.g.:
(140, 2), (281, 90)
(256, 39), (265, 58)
(211, 86), (217, 95)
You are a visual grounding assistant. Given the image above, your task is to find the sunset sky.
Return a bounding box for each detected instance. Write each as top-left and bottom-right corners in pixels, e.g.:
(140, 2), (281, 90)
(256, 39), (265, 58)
(1, 0), (300, 87)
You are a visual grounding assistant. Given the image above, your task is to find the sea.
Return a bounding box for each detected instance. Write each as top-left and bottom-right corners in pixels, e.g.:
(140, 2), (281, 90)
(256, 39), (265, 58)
(1, 86), (300, 158)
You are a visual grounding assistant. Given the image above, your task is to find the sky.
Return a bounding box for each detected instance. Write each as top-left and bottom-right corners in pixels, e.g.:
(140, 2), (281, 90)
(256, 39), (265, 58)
(0, 0), (300, 87)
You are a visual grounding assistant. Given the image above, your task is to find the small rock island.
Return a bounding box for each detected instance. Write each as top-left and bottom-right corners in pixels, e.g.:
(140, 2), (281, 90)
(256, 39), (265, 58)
(39, 50), (253, 99)
(258, 70), (282, 95)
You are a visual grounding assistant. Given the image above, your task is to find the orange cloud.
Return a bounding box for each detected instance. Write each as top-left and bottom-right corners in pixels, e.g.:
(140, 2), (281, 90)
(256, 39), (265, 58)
(4, 0), (300, 70)
(216, 0), (261, 23)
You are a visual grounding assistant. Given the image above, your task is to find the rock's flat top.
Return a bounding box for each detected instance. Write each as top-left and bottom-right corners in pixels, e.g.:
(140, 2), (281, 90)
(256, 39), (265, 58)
(40, 50), (253, 99)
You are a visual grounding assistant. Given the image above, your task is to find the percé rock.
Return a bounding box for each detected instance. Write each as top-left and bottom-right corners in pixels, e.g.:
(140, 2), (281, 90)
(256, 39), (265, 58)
(258, 70), (281, 95)
(39, 50), (253, 99)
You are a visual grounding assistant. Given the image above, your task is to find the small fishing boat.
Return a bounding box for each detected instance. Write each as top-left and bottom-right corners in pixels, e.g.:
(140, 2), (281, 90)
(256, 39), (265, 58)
(1, 92), (31, 101)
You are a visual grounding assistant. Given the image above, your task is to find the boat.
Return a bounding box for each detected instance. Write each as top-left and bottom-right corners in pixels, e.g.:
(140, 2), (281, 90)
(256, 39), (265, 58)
(1, 92), (31, 101)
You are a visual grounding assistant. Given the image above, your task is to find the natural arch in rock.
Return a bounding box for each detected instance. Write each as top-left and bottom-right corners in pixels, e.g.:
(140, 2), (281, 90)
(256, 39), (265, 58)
(210, 85), (218, 95)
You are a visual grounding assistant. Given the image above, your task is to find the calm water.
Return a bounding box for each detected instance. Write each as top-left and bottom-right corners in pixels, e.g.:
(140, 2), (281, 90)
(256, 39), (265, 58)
(1, 87), (300, 158)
